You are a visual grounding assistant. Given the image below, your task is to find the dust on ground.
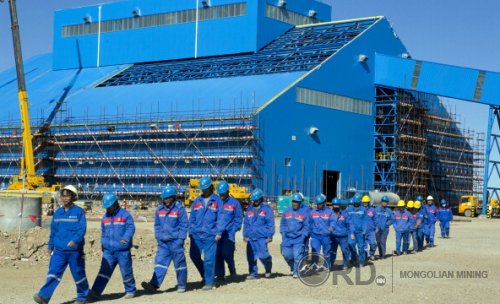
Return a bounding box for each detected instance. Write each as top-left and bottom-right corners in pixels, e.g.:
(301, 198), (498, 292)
(1, 214), (499, 304)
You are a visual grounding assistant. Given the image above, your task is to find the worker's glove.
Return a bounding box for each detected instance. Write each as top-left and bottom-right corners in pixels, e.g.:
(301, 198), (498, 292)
(67, 241), (75, 248)
(215, 235), (222, 241)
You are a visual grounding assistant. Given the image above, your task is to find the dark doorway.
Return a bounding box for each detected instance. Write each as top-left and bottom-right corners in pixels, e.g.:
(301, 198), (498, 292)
(322, 170), (339, 203)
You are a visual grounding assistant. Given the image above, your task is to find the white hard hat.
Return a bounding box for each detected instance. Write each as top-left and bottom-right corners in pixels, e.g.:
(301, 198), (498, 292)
(61, 185), (78, 199)
(426, 195), (434, 201)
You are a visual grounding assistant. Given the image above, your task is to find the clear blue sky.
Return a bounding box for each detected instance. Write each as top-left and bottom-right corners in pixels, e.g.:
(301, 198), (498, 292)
(1, 0), (499, 138)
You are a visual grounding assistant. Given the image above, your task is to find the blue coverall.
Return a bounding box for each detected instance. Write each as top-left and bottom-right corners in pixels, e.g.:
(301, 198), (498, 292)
(393, 210), (411, 254)
(331, 209), (351, 269)
(243, 203), (275, 277)
(417, 207), (426, 250)
(347, 205), (368, 266)
(280, 206), (310, 275)
(215, 196), (243, 278)
(437, 207), (453, 238)
(149, 202), (189, 289)
(374, 206), (393, 258)
(364, 206), (377, 259)
(38, 204), (89, 302)
(309, 207), (334, 267)
(408, 211), (423, 252)
(189, 194), (224, 287)
(424, 205), (438, 246)
(91, 207), (136, 296)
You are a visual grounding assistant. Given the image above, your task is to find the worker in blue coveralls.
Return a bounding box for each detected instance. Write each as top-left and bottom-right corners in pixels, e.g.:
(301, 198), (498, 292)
(331, 198), (351, 270)
(437, 199), (453, 238)
(361, 195), (377, 261)
(309, 194), (333, 269)
(142, 186), (188, 293)
(393, 200), (411, 255)
(215, 181), (243, 281)
(374, 195), (393, 259)
(89, 193), (136, 300)
(189, 176), (224, 290)
(424, 195), (438, 247)
(415, 197), (426, 251)
(347, 195), (368, 267)
(34, 185), (89, 304)
(243, 188), (275, 279)
(280, 193), (310, 278)
(406, 201), (423, 253)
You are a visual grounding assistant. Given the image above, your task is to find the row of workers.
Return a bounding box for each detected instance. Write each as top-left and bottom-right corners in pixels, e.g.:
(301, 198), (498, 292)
(33, 179), (266, 304)
(281, 193), (453, 276)
(33, 181), (452, 304)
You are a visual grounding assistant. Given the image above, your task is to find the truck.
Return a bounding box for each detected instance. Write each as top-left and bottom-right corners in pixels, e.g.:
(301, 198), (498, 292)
(183, 179), (251, 209)
(457, 195), (500, 218)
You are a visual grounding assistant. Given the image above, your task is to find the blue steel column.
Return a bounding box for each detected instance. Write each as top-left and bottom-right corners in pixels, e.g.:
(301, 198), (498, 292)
(482, 107), (495, 215)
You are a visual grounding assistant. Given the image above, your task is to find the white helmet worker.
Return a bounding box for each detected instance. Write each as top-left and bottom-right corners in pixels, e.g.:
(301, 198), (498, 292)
(61, 185), (78, 199)
(426, 195), (434, 201)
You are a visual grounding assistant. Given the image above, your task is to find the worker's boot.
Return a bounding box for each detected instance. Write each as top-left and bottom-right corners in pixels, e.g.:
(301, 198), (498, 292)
(141, 281), (158, 294)
(33, 293), (48, 304)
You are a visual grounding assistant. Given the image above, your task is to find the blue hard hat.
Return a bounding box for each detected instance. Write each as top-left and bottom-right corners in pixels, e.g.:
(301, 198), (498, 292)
(291, 193), (303, 202)
(160, 186), (177, 199)
(250, 188), (263, 201)
(102, 193), (118, 209)
(353, 195), (361, 204)
(348, 198), (354, 205)
(217, 181), (229, 194)
(199, 176), (212, 190)
(332, 198), (339, 205)
(416, 195), (423, 201)
(381, 195), (389, 202)
(315, 194), (326, 204)
(440, 199), (447, 205)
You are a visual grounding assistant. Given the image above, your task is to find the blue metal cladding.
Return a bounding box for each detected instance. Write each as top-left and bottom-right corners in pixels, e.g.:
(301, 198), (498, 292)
(53, 0), (332, 70)
(256, 17), (409, 198)
(98, 17), (378, 86)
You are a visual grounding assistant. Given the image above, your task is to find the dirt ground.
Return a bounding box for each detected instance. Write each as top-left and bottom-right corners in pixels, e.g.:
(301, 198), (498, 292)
(1, 213), (500, 304)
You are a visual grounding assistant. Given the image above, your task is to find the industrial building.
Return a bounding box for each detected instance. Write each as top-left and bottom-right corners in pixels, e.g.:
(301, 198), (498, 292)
(0, 0), (492, 204)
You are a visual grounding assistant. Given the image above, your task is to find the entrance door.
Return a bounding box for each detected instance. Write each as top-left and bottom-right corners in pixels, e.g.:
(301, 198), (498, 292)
(322, 170), (339, 203)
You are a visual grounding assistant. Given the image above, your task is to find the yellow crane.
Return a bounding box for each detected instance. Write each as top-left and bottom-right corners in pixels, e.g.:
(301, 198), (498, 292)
(4, 0), (59, 192)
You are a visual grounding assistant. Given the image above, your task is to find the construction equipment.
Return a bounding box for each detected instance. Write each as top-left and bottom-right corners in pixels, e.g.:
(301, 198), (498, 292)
(4, 0), (61, 193)
(183, 179), (251, 208)
(457, 195), (500, 217)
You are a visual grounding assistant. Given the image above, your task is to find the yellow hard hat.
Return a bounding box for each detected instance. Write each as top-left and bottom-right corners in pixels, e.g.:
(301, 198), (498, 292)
(414, 201), (421, 209)
(361, 195), (370, 203)
(407, 200), (414, 208)
(397, 200), (405, 207)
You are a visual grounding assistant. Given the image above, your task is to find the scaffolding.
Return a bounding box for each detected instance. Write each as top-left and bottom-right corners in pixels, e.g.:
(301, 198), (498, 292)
(374, 87), (482, 204)
(0, 107), (260, 200)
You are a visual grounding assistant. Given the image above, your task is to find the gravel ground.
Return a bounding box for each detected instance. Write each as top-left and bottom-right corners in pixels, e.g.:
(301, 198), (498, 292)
(1, 215), (499, 304)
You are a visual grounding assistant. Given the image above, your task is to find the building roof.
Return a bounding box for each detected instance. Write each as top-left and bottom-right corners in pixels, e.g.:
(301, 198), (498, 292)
(0, 16), (381, 125)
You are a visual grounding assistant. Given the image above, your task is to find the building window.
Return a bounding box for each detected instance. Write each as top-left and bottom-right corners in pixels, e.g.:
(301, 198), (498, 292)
(296, 87), (372, 116)
(62, 2), (247, 37)
(265, 4), (322, 26)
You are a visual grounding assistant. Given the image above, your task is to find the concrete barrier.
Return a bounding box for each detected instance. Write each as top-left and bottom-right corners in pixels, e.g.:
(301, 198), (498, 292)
(0, 190), (42, 231)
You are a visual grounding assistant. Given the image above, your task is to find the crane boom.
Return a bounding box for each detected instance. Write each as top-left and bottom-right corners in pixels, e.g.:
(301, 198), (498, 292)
(6, 0), (45, 189)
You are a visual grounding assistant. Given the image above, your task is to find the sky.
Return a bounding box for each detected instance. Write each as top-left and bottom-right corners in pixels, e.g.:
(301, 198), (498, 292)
(1, 0), (499, 179)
